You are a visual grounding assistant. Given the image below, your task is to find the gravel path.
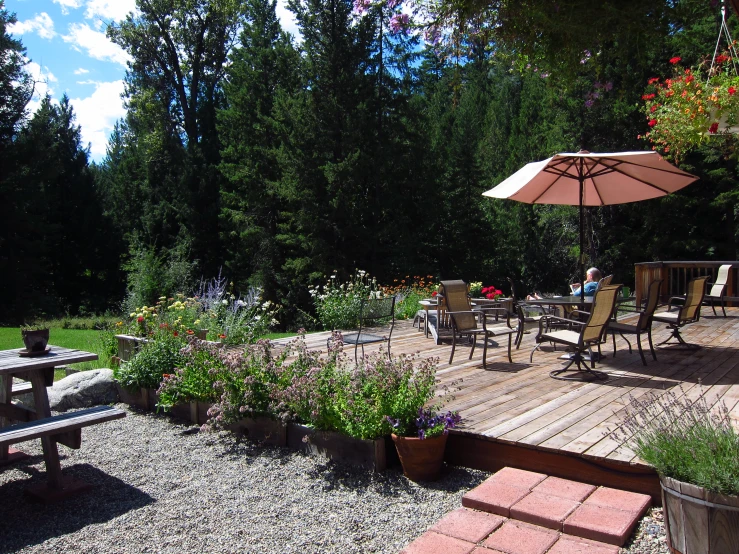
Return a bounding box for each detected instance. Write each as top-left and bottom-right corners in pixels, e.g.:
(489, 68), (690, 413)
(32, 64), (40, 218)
(0, 406), (667, 553)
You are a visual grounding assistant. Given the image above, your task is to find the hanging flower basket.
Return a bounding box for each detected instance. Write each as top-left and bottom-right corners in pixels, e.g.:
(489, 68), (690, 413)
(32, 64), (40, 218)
(641, 51), (739, 160)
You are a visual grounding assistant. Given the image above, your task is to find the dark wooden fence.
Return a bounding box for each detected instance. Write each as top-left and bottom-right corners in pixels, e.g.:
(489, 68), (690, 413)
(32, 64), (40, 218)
(633, 261), (739, 307)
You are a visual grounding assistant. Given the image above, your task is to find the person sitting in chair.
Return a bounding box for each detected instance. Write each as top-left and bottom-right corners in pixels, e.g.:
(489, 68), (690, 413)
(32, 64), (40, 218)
(571, 267), (602, 297)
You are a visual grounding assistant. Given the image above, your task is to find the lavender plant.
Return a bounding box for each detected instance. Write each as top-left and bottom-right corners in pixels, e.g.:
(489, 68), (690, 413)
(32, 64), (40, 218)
(617, 386), (739, 495)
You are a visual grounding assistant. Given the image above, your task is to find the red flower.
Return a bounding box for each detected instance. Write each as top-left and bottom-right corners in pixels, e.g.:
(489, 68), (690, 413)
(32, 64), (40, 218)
(650, 105), (657, 112)
(669, 56), (681, 65)
(186, 329), (195, 335)
(641, 93), (656, 100)
(137, 316), (144, 323)
(716, 54), (730, 64)
(729, 86), (737, 96)
(709, 122), (719, 134)
(647, 77), (659, 85)
(173, 331), (179, 337)
(431, 291), (438, 297)
(219, 334), (227, 339)
(648, 119), (657, 127)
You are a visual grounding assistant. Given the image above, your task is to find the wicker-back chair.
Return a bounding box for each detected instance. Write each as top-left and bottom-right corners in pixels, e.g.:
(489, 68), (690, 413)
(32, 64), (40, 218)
(607, 279), (662, 365)
(440, 280), (517, 366)
(530, 285), (621, 380)
(652, 276), (708, 349)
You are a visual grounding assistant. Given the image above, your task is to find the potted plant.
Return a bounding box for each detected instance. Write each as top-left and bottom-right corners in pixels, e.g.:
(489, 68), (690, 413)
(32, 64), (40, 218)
(618, 387), (739, 553)
(641, 51), (739, 160)
(387, 408), (462, 482)
(20, 325), (50, 353)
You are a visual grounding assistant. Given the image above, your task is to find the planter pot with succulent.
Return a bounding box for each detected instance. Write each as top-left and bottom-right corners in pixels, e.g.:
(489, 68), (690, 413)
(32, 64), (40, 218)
(619, 387), (739, 553)
(20, 326), (50, 354)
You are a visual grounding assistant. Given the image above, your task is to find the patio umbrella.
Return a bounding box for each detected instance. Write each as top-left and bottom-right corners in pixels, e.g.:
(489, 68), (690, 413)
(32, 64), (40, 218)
(482, 150), (699, 294)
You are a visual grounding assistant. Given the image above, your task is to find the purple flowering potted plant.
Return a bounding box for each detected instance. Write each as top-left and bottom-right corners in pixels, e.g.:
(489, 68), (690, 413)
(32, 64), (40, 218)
(386, 407), (461, 482)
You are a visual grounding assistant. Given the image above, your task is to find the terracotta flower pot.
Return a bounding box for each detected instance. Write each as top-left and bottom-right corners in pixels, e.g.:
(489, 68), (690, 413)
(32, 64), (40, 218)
(21, 328), (49, 352)
(391, 432), (448, 482)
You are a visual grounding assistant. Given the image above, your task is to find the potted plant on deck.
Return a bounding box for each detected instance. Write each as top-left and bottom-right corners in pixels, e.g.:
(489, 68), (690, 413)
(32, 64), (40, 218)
(387, 408), (461, 482)
(618, 387), (739, 553)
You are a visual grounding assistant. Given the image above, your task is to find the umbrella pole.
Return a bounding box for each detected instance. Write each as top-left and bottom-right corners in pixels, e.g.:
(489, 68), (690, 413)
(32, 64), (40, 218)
(579, 162), (586, 308)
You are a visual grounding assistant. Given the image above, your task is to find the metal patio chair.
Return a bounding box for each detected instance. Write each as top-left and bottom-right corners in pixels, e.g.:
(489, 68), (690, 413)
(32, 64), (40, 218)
(652, 276), (708, 350)
(607, 279), (662, 365)
(332, 296), (396, 363)
(530, 285), (621, 381)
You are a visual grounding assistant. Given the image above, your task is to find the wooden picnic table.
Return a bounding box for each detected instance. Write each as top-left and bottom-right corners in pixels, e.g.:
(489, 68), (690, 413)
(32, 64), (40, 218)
(0, 346), (125, 501)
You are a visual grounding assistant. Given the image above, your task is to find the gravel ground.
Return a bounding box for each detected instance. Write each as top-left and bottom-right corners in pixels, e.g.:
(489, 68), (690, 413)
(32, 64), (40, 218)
(0, 406), (668, 553)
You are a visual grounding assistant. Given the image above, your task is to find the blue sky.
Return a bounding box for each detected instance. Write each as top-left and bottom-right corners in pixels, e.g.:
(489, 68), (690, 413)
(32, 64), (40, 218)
(7, 0), (298, 162)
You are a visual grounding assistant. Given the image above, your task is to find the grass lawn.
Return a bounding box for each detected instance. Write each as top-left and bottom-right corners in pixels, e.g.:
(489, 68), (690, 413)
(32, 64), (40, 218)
(1, 327), (107, 380)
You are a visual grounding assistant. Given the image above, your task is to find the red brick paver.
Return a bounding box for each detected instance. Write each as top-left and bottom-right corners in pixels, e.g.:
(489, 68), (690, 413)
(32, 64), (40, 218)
(488, 467), (547, 490)
(564, 503), (643, 546)
(509, 491), (580, 530)
(483, 520), (558, 554)
(531, 476), (596, 502)
(584, 486), (652, 516)
(430, 508), (505, 543)
(470, 548), (506, 554)
(462, 481), (531, 517)
(547, 535), (620, 554)
(401, 531), (476, 554)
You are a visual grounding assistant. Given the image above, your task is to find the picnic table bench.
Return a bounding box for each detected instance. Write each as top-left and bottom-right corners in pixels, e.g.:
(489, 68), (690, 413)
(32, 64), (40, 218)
(0, 346), (126, 501)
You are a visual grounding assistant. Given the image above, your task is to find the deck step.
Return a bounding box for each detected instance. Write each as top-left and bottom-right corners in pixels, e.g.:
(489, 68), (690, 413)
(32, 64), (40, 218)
(401, 467), (652, 553)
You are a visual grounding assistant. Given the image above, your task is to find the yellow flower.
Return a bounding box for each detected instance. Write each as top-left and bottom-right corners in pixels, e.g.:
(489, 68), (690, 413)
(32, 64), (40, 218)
(129, 312), (136, 317)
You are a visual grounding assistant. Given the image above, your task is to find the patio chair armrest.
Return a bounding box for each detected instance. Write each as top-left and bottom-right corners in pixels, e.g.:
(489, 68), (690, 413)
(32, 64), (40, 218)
(517, 302), (547, 315)
(667, 296), (686, 310)
(538, 314), (583, 335)
(480, 307), (513, 327)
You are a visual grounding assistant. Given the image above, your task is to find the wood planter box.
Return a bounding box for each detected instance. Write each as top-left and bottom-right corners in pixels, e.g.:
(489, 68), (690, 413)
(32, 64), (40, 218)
(115, 334), (149, 362)
(115, 384), (157, 411)
(661, 475), (739, 553)
(286, 423), (388, 471)
(227, 416), (287, 446)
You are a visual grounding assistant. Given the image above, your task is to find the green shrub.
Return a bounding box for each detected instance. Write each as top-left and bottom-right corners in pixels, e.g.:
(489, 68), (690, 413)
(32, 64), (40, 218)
(310, 270), (380, 330)
(619, 387), (739, 495)
(157, 340), (223, 409)
(113, 333), (186, 391)
(199, 331), (452, 441)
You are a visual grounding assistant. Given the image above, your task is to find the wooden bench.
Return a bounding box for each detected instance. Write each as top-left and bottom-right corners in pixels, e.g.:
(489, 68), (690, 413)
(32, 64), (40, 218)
(10, 381), (33, 396)
(0, 405), (126, 449)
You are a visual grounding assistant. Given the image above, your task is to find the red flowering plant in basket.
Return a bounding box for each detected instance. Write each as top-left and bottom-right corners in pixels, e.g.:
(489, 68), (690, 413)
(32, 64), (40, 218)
(641, 50), (739, 161)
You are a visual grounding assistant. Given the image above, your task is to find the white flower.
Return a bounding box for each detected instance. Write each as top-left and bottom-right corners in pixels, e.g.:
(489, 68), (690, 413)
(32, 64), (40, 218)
(330, 275), (336, 279)
(222, 299), (229, 305)
(262, 301), (271, 309)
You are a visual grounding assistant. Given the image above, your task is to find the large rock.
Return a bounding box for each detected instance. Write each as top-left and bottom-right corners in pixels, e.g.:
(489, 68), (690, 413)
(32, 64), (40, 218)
(47, 368), (119, 411)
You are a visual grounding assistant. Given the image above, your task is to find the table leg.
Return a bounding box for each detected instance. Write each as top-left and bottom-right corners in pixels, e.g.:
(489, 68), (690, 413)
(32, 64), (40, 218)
(28, 369), (63, 489)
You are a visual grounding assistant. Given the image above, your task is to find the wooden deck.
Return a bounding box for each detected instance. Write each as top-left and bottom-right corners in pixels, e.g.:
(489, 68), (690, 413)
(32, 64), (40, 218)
(274, 308), (739, 501)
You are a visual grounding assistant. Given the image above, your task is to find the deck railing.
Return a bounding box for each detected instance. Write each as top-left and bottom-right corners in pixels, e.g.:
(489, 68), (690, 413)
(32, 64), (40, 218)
(633, 261), (739, 307)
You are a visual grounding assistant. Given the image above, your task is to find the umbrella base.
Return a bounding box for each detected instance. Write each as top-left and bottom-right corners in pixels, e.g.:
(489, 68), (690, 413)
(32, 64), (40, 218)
(550, 352), (608, 381)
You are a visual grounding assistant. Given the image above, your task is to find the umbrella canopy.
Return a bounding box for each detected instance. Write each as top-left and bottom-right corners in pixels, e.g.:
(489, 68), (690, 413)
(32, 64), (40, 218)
(482, 150), (699, 294)
(483, 151), (698, 206)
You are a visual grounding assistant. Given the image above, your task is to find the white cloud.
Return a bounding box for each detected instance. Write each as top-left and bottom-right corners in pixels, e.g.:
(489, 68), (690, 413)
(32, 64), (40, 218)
(24, 61), (58, 115)
(62, 22), (131, 66)
(276, 0), (299, 38)
(74, 68), (90, 75)
(76, 79), (100, 85)
(8, 13), (56, 40)
(69, 80), (126, 159)
(52, 0), (84, 15)
(85, 0), (137, 22)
